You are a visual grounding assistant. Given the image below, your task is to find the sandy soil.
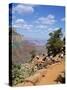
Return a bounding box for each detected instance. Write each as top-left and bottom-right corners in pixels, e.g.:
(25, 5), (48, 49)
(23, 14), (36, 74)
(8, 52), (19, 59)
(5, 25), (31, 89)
(36, 60), (65, 85)
(17, 59), (65, 86)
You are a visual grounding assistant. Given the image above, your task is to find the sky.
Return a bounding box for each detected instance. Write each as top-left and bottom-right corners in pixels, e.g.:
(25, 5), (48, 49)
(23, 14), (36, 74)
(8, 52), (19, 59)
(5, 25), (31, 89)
(9, 3), (65, 41)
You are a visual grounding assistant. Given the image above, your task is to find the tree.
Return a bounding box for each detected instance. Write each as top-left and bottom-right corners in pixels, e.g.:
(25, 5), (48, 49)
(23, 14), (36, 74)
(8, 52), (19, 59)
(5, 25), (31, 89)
(30, 50), (36, 62)
(46, 28), (64, 56)
(62, 37), (65, 54)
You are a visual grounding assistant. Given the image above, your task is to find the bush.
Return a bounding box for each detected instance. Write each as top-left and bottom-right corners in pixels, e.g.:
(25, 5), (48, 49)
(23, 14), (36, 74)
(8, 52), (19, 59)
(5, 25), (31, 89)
(12, 63), (36, 85)
(55, 72), (65, 83)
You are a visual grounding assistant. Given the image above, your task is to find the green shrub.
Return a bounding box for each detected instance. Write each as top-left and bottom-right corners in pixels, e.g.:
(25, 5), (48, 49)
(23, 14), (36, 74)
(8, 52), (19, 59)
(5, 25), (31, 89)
(12, 63), (36, 85)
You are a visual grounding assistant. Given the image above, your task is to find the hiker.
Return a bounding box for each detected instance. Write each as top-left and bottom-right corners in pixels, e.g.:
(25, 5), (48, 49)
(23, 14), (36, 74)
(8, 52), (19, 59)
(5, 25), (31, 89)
(42, 56), (46, 61)
(49, 55), (55, 63)
(42, 54), (45, 56)
(36, 55), (39, 60)
(48, 55), (52, 61)
(60, 53), (64, 59)
(59, 51), (64, 59)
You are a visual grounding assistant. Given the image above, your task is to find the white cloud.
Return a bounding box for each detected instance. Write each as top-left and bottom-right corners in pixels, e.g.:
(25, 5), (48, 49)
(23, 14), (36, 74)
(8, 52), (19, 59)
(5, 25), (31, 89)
(47, 27), (61, 33)
(48, 28), (53, 31)
(61, 17), (65, 22)
(35, 25), (47, 29)
(15, 19), (25, 25)
(13, 19), (25, 28)
(13, 18), (33, 31)
(13, 14), (57, 32)
(35, 14), (56, 25)
(23, 24), (33, 30)
(54, 27), (60, 30)
(15, 19), (25, 23)
(13, 5), (34, 14)
(47, 14), (55, 19)
(33, 14), (56, 31)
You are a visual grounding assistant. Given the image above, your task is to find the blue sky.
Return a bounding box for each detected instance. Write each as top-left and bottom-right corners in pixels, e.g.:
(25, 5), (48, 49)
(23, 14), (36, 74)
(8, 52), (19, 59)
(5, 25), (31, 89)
(9, 3), (65, 41)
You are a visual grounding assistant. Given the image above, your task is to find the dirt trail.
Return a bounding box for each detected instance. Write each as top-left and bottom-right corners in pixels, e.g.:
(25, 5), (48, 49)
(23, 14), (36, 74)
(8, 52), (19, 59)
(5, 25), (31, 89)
(17, 60), (65, 86)
(36, 60), (65, 85)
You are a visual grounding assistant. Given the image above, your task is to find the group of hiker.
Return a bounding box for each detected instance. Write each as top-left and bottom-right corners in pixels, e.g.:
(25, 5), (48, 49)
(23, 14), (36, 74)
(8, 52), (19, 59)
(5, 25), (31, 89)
(32, 51), (64, 70)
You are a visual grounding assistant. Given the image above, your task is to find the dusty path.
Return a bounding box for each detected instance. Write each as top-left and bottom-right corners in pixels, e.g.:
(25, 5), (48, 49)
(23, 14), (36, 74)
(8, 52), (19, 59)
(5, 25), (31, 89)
(36, 60), (65, 85)
(17, 60), (65, 86)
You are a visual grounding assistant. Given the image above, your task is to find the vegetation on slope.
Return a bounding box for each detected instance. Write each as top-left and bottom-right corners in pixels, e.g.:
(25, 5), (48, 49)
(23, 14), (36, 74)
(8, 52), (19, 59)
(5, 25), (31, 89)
(12, 63), (37, 85)
(46, 28), (64, 56)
